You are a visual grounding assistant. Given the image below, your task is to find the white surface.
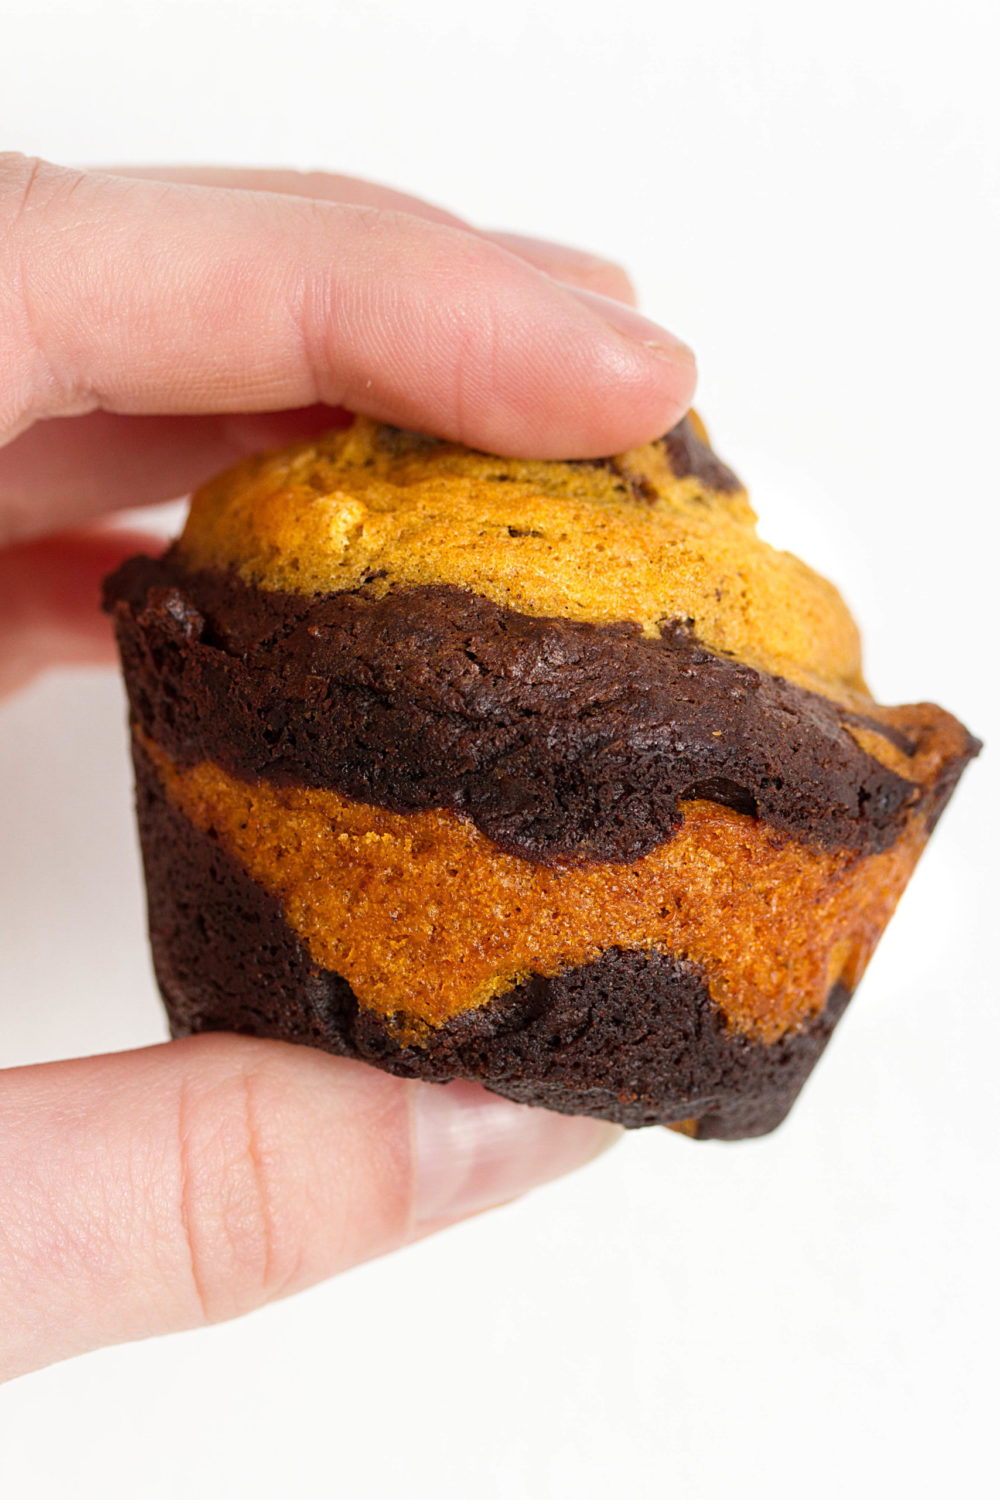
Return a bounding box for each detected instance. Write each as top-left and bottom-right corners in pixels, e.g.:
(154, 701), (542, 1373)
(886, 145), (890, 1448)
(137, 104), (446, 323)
(1, 2), (998, 1496)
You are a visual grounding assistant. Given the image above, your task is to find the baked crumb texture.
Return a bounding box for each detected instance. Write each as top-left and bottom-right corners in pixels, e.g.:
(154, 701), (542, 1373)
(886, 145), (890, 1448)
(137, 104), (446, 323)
(105, 416), (979, 1138)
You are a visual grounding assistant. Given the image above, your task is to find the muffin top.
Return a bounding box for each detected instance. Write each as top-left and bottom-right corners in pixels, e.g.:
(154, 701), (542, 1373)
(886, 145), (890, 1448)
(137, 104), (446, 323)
(175, 413), (864, 700)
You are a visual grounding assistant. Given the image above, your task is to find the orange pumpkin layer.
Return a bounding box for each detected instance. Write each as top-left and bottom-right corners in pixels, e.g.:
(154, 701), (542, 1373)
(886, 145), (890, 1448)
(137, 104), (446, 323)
(143, 734), (930, 1046)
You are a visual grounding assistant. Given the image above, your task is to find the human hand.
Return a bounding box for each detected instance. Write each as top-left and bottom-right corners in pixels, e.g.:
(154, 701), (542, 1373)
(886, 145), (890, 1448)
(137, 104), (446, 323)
(0, 154), (696, 1382)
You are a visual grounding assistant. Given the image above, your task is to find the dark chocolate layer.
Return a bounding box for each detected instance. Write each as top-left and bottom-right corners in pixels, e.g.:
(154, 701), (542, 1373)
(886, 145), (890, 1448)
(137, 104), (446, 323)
(660, 415), (742, 492)
(586, 415), (742, 501)
(106, 558), (937, 863)
(135, 738), (849, 1139)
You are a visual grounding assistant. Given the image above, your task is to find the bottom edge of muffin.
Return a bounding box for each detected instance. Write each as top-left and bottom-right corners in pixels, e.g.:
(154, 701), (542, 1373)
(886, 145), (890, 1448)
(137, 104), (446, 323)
(135, 737), (853, 1141)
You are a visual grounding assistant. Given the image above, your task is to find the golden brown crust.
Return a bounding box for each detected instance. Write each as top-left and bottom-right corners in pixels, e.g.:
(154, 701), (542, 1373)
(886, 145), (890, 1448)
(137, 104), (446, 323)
(142, 732), (930, 1046)
(175, 415), (865, 699)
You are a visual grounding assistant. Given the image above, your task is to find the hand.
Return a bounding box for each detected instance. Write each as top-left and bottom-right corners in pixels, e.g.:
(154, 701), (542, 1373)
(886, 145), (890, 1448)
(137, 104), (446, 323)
(0, 153), (696, 1382)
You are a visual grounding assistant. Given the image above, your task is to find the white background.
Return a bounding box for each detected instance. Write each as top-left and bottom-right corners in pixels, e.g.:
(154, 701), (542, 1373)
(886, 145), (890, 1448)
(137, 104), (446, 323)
(1, 1), (997, 1496)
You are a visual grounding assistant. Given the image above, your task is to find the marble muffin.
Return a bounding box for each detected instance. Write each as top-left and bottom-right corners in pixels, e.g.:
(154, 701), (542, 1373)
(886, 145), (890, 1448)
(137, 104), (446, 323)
(104, 414), (978, 1139)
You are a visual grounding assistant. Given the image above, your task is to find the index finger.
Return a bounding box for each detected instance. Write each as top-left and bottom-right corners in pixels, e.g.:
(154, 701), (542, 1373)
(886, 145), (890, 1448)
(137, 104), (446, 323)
(0, 155), (695, 461)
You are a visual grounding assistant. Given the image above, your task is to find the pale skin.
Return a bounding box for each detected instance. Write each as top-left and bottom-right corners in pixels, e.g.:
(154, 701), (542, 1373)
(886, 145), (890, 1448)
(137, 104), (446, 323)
(0, 154), (698, 1382)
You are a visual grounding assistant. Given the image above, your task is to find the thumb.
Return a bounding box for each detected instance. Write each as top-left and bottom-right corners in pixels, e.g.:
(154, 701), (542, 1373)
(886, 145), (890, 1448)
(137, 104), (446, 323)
(0, 1033), (618, 1383)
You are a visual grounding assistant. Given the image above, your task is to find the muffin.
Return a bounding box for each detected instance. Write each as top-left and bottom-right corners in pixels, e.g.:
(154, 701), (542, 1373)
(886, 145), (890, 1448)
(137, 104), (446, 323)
(104, 414), (979, 1139)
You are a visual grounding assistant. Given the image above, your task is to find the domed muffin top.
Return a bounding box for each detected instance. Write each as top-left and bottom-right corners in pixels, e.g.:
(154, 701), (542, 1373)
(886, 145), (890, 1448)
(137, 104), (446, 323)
(176, 412), (863, 698)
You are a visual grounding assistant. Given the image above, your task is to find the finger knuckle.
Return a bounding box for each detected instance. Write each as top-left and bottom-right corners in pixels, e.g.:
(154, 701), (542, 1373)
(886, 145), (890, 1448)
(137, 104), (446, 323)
(175, 1061), (302, 1325)
(0, 151), (47, 207)
(0, 154), (83, 437)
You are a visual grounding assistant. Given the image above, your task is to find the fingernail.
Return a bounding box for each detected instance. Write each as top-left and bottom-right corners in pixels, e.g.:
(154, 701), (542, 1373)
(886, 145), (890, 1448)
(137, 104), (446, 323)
(557, 282), (696, 366)
(411, 1079), (621, 1226)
